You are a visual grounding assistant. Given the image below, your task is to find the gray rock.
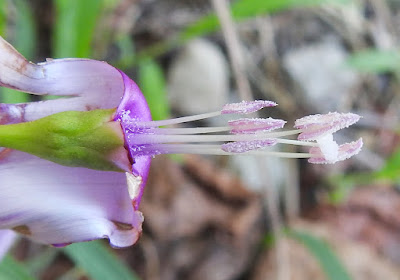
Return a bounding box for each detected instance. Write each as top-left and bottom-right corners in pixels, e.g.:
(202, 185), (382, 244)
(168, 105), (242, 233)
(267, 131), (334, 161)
(283, 38), (358, 111)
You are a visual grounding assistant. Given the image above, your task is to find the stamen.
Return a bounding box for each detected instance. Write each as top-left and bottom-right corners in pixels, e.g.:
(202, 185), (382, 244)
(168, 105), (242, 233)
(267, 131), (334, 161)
(295, 112), (361, 140)
(221, 100), (277, 114)
(153, 126), (230, 135)
(127, 133), (312, 145)
(132, 100), (278, 128)
(135, 111), (221, 127)
(308, 138), (363, 164)
(228, 118), (286, 134)
(275, 139), (317, 147)
(118, 101), (362, 164)
(221, 139), (277, 153)
(129, 143), (312, 158)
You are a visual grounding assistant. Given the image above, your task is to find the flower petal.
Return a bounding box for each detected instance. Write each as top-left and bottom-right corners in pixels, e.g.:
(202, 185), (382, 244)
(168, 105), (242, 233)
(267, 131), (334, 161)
(0, 150), (142, 248)
(308, 138), (363, 164)
(0, 36), (124, 122)
(0, 103), (24, 125)
(114, 71), (152, 209)
(295, 112), (360, 140)
(0, 230), (16, 259)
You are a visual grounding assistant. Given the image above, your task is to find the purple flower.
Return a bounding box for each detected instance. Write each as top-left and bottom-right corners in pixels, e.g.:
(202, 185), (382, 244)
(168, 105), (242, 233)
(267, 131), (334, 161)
(0, 37), (145, 248)
(0, 36), (362, 250)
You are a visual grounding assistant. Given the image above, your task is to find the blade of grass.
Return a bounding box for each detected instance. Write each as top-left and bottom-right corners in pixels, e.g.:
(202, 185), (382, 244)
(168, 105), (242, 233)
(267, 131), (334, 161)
(288, 230), (352, 280)
(113, 34), (136, 70)
(25, 248), (59, 276)
(53, 0), (103, 58)
(347, 49), (400, 74)
(0, 0), (6, 36)
(181, 0), (322, 40)
(62, 241), (140, 280)
(49, 0), (104, 100)
(0, 255), (37, 280)
(138, 60), (170, 121)
(373, 146), (400, 183)
(13, 0), (36, 59)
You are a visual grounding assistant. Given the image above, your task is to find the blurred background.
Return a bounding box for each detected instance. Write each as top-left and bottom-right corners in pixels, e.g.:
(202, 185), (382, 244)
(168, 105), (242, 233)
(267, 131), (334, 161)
(1, 0), (400, 279)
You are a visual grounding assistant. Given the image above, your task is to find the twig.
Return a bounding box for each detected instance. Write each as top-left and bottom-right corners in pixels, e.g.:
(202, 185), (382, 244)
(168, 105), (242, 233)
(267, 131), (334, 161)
(211, 0), (252, 101)
(211, 2), (290, 279)
(260, 160), (290, 280)
(139, 234), (161, 280)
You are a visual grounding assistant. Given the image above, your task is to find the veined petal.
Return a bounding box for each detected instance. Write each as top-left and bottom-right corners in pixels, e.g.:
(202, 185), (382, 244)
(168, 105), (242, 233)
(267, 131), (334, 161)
(0, 150), (142, 248)
(0, 230), (16, 259)
(308, 138), (363, 164)
(0, 36), (124, 122)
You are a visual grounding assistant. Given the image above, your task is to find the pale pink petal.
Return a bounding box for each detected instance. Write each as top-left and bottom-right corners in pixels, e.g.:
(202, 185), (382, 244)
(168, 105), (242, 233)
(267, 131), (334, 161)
(0, 36), (124, 122)
(308, 138), (363, 164)
(221, 100), (277, 114)
(0, 230), (16, 259)
(295, 112), (360, 140)
(0, 150), (142, 248)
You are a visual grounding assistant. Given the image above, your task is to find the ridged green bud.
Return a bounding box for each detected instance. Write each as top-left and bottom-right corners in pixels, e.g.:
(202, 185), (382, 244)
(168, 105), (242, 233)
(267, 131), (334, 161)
(0, 109), (129, 172)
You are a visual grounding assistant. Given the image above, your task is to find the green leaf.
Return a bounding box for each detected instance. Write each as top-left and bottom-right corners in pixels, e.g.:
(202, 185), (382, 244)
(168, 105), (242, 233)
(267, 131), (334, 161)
(347, 49), (400, 74)
(139, 60), (170, 121)
(0, 255), (37, 280)
(63, 241), (140, 280)
(53, 0), (103, 58)
(289, 230), (352, 280)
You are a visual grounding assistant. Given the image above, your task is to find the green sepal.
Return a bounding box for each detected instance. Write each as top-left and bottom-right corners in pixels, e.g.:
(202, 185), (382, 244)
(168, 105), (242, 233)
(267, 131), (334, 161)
(0, 109), (126, 172)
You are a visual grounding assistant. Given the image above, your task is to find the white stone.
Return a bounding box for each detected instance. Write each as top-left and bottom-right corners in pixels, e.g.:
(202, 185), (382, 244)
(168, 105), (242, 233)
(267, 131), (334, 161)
(168, 39), (229, 114)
